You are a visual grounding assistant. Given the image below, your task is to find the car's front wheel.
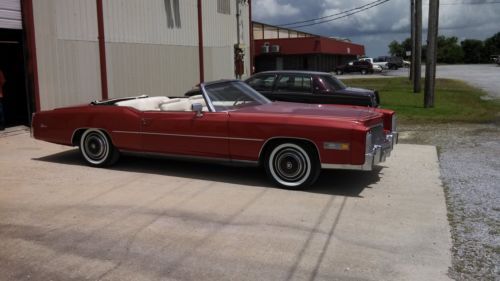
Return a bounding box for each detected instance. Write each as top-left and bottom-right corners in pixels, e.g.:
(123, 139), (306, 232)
(361, 69), (368, 75)
(265, 142), (320, 189)
(80, 129), (119, 167)
(336, 70), (343, 75)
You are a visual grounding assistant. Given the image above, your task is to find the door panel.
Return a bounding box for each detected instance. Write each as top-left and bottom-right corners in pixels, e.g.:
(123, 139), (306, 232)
(141, 111), (229, 159)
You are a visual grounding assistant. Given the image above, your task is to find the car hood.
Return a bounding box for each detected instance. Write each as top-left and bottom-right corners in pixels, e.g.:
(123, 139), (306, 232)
(233, 102), (381, 122)
(336, 87), (374, 96)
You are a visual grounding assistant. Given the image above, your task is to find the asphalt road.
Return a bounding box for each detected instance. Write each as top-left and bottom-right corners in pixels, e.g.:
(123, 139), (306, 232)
(339, 64), (500, 100)
(386, 64), (500, 99)
(0, 131), (452, 281)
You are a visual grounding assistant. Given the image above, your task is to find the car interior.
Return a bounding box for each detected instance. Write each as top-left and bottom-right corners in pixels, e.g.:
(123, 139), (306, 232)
(115, 95), (208, 112)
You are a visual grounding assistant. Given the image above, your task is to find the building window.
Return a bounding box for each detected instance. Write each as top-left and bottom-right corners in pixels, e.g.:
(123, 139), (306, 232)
(164, 0), (181, 28)
(218, 0), (231, 14)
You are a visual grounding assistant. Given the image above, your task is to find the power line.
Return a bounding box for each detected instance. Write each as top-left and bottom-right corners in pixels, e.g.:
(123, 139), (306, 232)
(424, 1), (500, 5)
(282, 0), (392, 29)
(277, 0), (387, 27)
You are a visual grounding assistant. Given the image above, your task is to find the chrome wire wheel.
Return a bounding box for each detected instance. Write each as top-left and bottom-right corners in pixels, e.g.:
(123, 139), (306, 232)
(80, 129), (111, 166)
(268, 143), (312, 188)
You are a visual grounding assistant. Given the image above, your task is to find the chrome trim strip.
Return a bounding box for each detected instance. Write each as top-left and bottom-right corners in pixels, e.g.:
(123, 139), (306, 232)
(321, 163), (366, 170)
(112, 130), (264, 142)
(321, 134), (394, 171)
(121, 150), (259, 167)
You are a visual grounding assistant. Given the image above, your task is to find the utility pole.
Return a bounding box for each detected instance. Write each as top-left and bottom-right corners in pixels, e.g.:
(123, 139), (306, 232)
(425, 0), (440, 107)
(413, 0), (422, 93)
(410, 0), (415, 81)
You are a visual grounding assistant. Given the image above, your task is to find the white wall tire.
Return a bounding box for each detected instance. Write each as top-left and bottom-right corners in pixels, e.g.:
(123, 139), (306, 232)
(80, 129), (119, 167)
(265, 143), (320, 189)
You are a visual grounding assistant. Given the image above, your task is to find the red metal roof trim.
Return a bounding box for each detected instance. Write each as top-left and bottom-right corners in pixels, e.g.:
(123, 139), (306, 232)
(254, 37), (365, 56)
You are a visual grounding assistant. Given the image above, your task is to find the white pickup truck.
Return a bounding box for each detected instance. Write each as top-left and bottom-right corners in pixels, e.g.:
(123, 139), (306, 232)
(359, 57), (388, 69)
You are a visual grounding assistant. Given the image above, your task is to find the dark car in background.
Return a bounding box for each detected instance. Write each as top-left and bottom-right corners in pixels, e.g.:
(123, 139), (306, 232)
(243, 71), (380, 107)
(335, 60), (374, 75)
(374, 56), (404, 70)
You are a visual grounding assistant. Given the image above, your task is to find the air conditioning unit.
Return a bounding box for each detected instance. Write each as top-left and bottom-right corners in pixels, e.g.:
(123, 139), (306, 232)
(270, 45), (280, 53)
(261, 42), (270, 53)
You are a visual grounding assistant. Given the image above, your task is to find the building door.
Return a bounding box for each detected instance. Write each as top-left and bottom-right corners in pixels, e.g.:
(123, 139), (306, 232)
(276, 57), (284, 70)
(0, 1), (31, 127)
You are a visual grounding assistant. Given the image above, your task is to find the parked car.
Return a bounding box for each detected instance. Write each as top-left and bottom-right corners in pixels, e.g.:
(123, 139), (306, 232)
(32, 80), (398, 189)
(335, 60), (374, 75)
(374, 56), (404, 70)
(359, 57), (388, 70)
(372, 64), (383, 73)
(240, 71), (380, 107)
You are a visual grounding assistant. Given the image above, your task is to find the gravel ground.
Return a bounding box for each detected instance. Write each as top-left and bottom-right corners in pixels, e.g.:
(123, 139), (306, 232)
(399, 122), (500, 281)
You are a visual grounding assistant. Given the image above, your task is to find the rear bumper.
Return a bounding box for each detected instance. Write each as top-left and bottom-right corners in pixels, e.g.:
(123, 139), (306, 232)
(321, 131), (398, 171)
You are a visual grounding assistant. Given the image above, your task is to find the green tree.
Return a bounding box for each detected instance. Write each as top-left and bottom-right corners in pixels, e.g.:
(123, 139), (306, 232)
(461, 39), (483, 63)
(388, 38), (413, 58)
(481, 32), (500, 62)
(388, 40), (404, 57)
(437, 36), (464, 64)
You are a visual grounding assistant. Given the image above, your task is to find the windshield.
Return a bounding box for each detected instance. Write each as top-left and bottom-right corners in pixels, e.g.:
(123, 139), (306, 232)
(203, 81), (271, 112)
(322, 75), (347, 90)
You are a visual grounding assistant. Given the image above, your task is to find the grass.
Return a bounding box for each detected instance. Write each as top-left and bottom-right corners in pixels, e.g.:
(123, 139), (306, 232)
(342, 77), (500, 124)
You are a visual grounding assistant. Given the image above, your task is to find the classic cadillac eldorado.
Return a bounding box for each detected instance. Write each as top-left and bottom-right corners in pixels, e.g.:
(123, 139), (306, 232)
(32, 80), (398, 189)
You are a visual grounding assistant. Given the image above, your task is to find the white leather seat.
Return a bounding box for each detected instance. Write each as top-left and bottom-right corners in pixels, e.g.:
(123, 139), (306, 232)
(116, 96), (169, 111)
(159, 98), (191, 111)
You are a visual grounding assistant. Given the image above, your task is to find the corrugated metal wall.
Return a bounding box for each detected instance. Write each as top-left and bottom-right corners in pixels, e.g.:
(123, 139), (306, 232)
(0, 0), (21, 29)
(202, 0), (250, 81)
(103, 0), (199, 98)
(33, 0), (102, 110)
(32, 0), (250, 109)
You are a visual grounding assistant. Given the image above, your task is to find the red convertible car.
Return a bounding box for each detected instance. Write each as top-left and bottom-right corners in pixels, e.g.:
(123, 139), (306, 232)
(32, 80), (398, 189)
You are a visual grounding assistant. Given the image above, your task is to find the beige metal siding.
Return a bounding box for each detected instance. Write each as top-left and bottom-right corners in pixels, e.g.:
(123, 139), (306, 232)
(0, 0), (21, 29)
(106, 43), (199, 98)
(203, 46), (233, 81)
(253, 23), (263, 40)
(103, 0), (198, 46)
(202, 0), (250, 79)
(32, 0), (251, 109)
(33, 0), (101, 110)
(278, 29), (289, 39)
(102, 0), (200, 98)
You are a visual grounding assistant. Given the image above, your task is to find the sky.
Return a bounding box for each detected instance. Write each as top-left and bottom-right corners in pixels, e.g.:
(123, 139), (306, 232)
(251, 0), (500, 57)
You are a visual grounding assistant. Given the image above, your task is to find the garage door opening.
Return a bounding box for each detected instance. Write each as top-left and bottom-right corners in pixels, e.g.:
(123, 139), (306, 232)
(0, 28), (31, 128)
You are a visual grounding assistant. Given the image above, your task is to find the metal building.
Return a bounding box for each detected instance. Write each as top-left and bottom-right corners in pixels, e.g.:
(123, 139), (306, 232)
(0, 0), (252, 122)
(252, 21), (365, 73)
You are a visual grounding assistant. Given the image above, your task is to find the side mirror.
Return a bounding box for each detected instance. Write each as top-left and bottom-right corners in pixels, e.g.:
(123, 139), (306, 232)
(192, 102), (204, 117)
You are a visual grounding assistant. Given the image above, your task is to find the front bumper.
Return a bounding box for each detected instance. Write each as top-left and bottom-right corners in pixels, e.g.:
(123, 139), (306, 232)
(321, 131), (398, 171)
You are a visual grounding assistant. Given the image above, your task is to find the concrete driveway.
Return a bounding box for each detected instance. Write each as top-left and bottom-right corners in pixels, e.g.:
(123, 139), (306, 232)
(0, 132), (452, 281)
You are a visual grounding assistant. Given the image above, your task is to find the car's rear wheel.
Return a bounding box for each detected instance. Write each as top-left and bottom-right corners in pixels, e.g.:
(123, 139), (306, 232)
(80, 129), (119, 167)
(336, 70), (343, 75)
(265, 142), (320, 189)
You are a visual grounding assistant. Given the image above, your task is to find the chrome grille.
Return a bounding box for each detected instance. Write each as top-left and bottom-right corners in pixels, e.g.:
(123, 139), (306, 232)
(370, 124), (385, 146)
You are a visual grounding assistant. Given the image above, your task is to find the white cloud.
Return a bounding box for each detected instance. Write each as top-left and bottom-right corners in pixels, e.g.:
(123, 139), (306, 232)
(252, 0), (500, 56)
(253, 0), (300, 18)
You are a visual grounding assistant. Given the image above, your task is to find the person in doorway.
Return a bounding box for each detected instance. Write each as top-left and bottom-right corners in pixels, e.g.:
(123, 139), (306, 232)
(0, 68), (5, 130)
